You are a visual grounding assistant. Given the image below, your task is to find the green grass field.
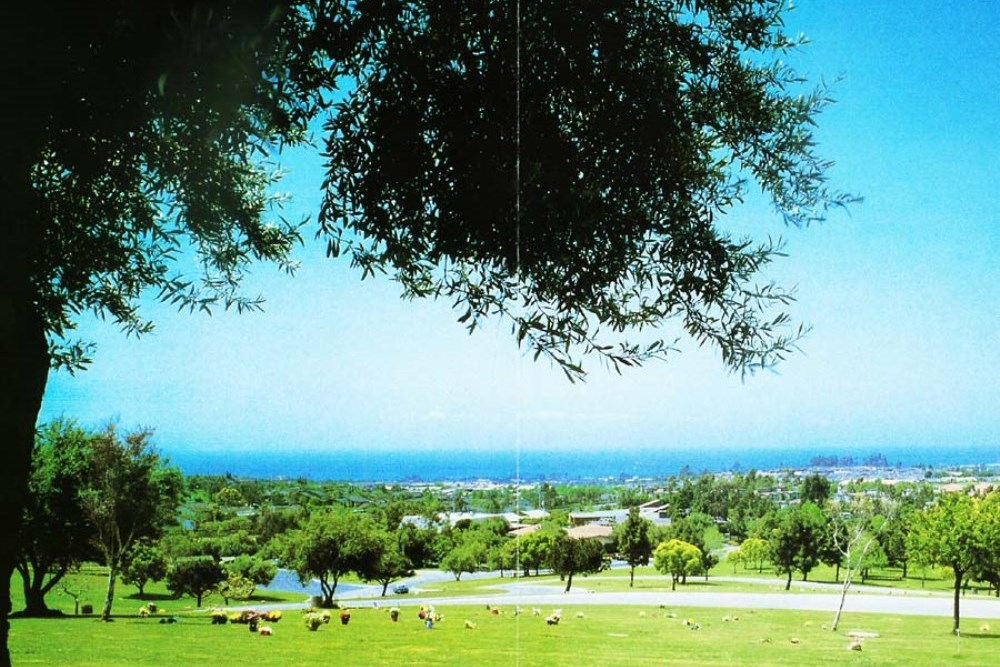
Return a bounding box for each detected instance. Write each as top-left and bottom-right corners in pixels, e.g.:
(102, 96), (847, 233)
(11, 603), (999, 666)
(11, 564), (998, 665)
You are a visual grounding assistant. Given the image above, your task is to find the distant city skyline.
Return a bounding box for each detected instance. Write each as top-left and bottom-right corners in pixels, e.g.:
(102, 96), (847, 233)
(40, 0), (999, 463)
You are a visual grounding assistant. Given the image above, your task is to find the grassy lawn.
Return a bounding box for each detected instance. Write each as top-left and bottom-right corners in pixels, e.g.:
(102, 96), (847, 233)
(11, 603), (999, 666)
(10, 565), (305, 618)
(710, 561), (968, 595)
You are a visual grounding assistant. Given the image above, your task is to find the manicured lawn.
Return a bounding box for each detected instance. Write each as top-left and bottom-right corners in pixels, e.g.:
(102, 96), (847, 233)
(10, 604), (1000, 666)
(9, 565), (305, 618)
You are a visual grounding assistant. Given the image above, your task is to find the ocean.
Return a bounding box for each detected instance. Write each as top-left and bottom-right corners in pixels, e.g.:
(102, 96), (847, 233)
(163, 444), (999, 483)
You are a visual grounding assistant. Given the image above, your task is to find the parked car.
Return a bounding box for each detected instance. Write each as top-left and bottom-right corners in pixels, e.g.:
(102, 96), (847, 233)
(392, 584), (409, 594)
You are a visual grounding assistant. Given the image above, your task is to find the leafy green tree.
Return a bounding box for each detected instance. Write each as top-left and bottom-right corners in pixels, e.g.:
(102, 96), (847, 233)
(80, 425), (183, 621)
(668, 513), (719, 577)
(281, 511), (382, 607)
(767, 503), (826, 590)
(548, 535), (606, 593)
(517, 527), (561, 577)
(908, 492), (1000, 634)
(1, 1), (323, 656)
(731, 537), (771, 574)
(490, 539), (518, 578)
(225, 554), (278, 595)
(2, 2), (849, 660)
(252, 506), (305, 554)
(213, 487), (245, 508)
(397, 522), (438, 569)
(800, 474), (832, 505)
(615, 507), (653, 588)
(121, 540), (169, 599)
(364, 540), (414, 596)
(654, 539), (703, 591)
(15, 420), (95, 615)
(217, 572), (257, 604)
(440, 543), (482, 582)
(166, 556), (226, 608)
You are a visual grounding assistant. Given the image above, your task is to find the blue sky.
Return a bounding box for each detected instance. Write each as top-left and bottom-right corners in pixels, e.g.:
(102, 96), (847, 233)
(40, 1), (999, 463)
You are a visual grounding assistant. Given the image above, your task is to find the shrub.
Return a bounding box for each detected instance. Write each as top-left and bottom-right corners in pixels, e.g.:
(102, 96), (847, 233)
(304, 613), (324, 631)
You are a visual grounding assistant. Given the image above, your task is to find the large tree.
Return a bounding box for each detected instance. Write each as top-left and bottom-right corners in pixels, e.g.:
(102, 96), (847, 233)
(281, 511), (383, 607)
(2, 2), (850, 661)
(81, 425), (183, 621)
(907, 491), (1000, 635)
(767, 502), (826, 590)
(16, 420), (95, 615)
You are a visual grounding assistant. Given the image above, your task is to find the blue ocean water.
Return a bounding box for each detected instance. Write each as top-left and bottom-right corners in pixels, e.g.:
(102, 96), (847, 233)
(164, 444), (999, 483)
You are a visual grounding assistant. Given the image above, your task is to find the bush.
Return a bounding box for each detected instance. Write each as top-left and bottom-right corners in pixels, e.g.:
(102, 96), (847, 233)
(304, 613), (324, 631)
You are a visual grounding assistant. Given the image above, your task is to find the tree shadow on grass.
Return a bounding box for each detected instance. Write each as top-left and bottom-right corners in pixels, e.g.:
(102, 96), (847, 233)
(959, 633), (1000, 640)
(245, 594), (294, 603)
(123, 592), (177, 601)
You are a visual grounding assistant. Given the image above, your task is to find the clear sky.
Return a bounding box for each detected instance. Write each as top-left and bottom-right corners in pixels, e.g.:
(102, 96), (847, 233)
(39, 1), (999, 463)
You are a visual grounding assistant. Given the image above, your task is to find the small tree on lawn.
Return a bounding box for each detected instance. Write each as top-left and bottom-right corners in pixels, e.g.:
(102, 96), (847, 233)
(654, 539), (702, 591)
(225, 554), (278, 594)
(767, 503), (826, 590)
(615, 507), (653, 588)
(359, 530), (413, 596)
(440, 538), (485, 582)
(830, 501), (894, 632)
(80, 425), (182, 621)
(908, 491), (1000, 635)
(121, 540), (168, 599)
(166, 556), (225, 608)
(732, 537), (771, 574)
(549, 534), (606, 593)
(217, 573), (257, 605)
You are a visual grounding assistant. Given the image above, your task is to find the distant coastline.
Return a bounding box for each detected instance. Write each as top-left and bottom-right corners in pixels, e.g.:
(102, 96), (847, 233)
(163, 444), (1000, 483)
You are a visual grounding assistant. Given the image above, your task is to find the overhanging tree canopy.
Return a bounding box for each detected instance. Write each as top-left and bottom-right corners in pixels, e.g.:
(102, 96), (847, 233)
(321, 0), (855, 379)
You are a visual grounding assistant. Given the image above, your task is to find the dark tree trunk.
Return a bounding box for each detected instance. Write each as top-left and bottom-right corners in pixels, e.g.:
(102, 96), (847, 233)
(564, 572), (574, 593)
(953, 569), (963, 635)
(629, 565), (635, 588)
(101, 567), (119, 621)
(0, 281), (50, 665)
(1, 77), (52, 659)
(785, 570), (792, 591)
